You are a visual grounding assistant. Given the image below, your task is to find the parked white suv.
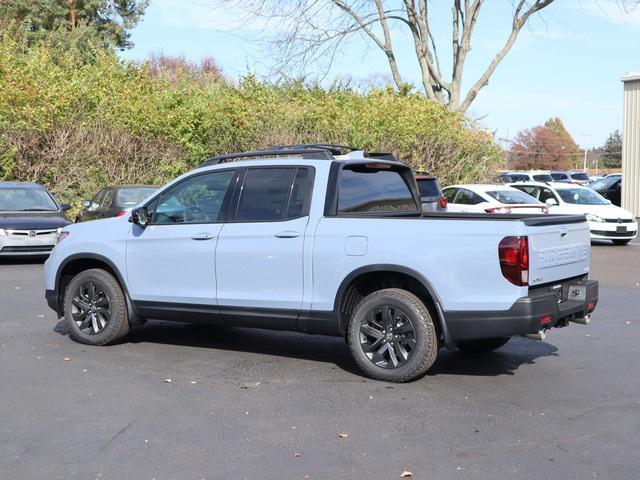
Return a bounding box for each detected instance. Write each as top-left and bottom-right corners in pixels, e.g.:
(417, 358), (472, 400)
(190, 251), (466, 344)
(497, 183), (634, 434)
(44, 146), (599, 382)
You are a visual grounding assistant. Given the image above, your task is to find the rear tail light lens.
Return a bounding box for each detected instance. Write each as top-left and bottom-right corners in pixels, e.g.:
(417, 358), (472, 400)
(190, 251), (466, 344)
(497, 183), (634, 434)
(499, 236), (529, 286)
(438, 196), (448, 209)
(115, 211), (127, 217)
(486, 206), (512, 214)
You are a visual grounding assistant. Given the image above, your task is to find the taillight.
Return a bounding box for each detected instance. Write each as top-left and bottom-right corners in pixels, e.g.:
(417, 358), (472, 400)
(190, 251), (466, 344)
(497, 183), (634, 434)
(486, 206), (512, 214)
(499, 236), (529, 286)
(115, 211), (127, 217)
(439, 196), (448, 209)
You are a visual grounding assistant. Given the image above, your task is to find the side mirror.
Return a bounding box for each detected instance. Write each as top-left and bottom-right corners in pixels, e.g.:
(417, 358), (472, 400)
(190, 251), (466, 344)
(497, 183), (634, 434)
(60, 203), (71, 211)
(545, 198), (558, 206)
(81, 200), (91, 208)
(131, 207), (149, 227)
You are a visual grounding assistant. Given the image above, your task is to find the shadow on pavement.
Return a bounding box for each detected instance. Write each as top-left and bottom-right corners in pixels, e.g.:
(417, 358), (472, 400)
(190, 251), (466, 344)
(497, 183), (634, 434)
(54, 318), (559, 379)
(429, 336), (558, 377)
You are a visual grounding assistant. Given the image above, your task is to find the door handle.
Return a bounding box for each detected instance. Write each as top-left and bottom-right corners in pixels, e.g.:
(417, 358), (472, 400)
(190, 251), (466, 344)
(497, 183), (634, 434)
(275, 230), (302, 239)
(191, 232), (215, 241)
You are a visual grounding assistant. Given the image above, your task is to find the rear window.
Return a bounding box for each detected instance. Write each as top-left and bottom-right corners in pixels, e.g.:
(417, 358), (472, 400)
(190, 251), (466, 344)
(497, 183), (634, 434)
(508, 174), (529, 182)
(416, 178), (442, 198)
(571, 172), (590, 181)
(551, 173), (568, 181)
(486, 190), (539, 205)
(116, 187), (157, 206)
(590, 175), (620, 190)
(532, 174), (554, 182)
(338, 164), (417, 214)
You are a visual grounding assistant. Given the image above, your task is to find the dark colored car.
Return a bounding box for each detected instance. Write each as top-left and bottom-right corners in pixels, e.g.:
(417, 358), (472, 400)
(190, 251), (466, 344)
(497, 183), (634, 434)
(415, 174), (447, 212)
(590, 174), (622, 206)
(0, 182), (71, 257)
(76, 185), (158, 222)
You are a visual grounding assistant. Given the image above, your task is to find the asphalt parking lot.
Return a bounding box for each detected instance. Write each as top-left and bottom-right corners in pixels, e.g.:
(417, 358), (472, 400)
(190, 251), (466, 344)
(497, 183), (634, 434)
(1, 239), (639, 480)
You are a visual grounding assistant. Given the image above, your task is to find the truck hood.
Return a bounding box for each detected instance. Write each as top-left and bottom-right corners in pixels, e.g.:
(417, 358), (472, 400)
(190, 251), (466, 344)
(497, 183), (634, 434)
(0, 212), (71, 230)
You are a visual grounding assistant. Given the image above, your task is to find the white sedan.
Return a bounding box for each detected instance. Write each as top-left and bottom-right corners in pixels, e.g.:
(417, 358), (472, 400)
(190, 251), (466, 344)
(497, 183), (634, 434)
(511, 181), (638, 245)
(441, 184), (549, 214)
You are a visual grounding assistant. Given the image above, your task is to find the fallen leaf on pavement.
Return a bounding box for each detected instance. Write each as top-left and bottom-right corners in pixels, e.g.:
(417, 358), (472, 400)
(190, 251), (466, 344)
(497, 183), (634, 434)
(400, 471), (413, 478)
(294, 452), (301, 457)
(63, 357), (71, 362)
(338, 433), (349, 438)
(164, 378), (172, 383)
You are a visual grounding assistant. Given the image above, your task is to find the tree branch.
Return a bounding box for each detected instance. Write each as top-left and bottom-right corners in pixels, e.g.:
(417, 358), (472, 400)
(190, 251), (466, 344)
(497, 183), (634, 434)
(458, 0), (553, 112)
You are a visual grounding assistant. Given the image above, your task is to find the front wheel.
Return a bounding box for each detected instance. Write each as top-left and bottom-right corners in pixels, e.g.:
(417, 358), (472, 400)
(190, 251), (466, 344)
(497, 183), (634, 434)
(347, 288), (438, 382)
(457, 337), (510, 353)
(63, 268), (129, 345)
(612, 239), (631, 246)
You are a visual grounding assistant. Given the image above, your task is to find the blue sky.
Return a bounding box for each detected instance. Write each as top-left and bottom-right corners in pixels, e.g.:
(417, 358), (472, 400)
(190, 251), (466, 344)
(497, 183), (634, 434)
(120, 0), (640, 148)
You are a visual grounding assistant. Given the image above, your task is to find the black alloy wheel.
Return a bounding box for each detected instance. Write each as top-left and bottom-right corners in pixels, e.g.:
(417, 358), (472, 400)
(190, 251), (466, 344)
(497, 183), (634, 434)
(360, 305), (417, 369)
(71, 281), (111, 335)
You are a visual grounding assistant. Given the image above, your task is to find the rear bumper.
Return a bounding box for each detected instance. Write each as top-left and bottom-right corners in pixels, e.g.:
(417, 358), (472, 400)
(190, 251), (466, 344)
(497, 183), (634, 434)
(444, 279), (598, 342)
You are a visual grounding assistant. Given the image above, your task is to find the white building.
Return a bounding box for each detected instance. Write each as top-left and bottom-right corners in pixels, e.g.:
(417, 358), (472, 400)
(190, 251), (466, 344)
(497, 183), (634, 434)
(622, 73), (640, 217)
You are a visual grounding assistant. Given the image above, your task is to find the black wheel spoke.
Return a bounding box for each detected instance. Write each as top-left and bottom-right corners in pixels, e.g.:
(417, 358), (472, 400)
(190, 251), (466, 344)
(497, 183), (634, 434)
(395, 323), (413, 335)
(361, 324), (383, 340)
(72, 297), (91, 310)
(88, 282), (97, 302)
(94, 297), (109, 307)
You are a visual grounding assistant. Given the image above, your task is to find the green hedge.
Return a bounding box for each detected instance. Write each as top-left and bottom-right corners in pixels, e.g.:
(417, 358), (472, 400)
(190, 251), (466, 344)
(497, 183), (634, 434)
(0, 30), (503, 206)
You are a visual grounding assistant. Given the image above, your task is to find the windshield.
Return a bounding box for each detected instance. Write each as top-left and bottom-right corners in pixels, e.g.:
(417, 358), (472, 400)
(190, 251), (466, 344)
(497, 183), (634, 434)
(571, 172), (590, 181)
(557, 188), (608, 205)
(551, 173), (568, 180)
(508, 174), (529, 182)
(115, 187), (157, 206)
(486, 190), (539, 205)
(416, 178), (441, 198)
(0, 188), (58, 212)
(590, 176), (620, 190)
(533, 174), (554, 182)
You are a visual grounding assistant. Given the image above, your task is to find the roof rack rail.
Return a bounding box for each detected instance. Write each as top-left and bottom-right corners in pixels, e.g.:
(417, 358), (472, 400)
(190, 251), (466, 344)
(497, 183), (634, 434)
(199, 148), (334, 168)
(269, 144), (361, 156)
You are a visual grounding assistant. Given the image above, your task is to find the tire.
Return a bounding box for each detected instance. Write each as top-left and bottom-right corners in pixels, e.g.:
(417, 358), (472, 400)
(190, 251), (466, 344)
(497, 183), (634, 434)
(457, 337), (510, 353)
(612, 239), (631, 246)
(63, 268), (129, 345)
(347, 288), (438, 382)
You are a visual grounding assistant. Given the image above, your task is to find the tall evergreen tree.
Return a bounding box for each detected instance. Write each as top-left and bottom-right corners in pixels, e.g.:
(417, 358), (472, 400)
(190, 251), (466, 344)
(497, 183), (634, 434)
(602, 130), (623, 168)
(0, 0), (148, 50)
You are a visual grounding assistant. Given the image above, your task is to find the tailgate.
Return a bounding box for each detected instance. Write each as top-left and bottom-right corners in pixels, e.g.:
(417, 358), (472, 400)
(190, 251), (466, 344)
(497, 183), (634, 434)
(527, 219), (591, 286)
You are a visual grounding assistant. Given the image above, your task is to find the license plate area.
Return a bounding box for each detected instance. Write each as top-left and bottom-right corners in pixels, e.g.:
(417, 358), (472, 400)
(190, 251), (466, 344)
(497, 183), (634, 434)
(566, 285), (586, 302)
(617, 226), (627, 233)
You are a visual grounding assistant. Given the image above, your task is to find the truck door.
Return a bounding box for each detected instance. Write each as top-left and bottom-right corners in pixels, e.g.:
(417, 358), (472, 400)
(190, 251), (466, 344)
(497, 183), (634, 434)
(215, 167), (314, 328)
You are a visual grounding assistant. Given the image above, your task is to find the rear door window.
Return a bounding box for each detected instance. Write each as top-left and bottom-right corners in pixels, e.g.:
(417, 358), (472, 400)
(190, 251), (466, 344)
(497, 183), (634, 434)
(236, 168), (296, 221)
(442, 188), (458, 202)
(337, 164), (418, 214)
(455, 189), (484, 205)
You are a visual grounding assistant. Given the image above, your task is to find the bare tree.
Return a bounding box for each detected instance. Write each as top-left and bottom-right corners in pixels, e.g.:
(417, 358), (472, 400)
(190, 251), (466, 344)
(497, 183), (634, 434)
(216, 1), (562, 112)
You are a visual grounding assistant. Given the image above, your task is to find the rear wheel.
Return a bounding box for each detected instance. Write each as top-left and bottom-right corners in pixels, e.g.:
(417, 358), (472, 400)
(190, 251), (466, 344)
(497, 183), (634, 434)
(347, 288), (438, 382)
(63, 268), (129, 345)
(612, 239), (631, 246)
(457, 337), (510, 353)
